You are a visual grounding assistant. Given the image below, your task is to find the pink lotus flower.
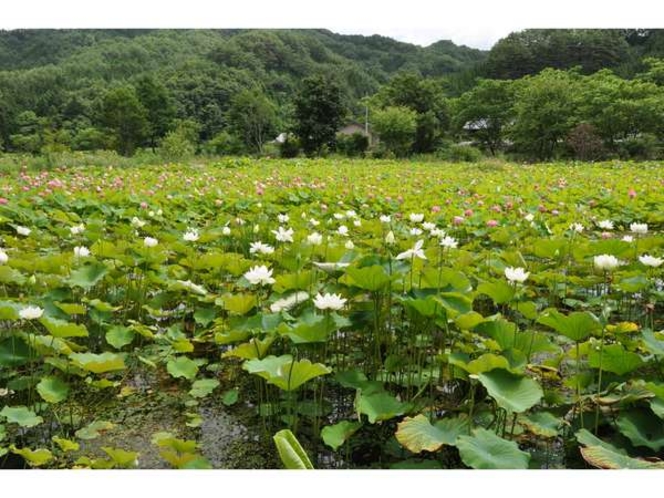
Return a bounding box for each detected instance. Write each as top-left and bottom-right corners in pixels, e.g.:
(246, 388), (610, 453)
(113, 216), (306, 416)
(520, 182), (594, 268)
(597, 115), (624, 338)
(0, 198), (8, 205)
(140, 201), (148, 209)
(464, 209), (473, 217)
(628, 189), (637, 199)
(486, 219), (499, 227)
(601, 231), (612, 239)
(453, 216), (464, 225)
(431, 205), (441, 213)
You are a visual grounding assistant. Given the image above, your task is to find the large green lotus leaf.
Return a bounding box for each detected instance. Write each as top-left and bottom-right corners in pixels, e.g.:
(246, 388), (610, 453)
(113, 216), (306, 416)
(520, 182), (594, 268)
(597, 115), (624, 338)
(355, 390), (409, 423)
(166, 356), (199, 380)
(642, 330), (664, 357)
(420, 268), (472, 292)
(39, 316), (88, 338)
(0, 300), (21, 320)
(36, 376), (69, 404)
(476, 280), (515, 305)
(519, 411), (561, 438)
(222, 336), (275, 360)
(0, 424), (6, 442)
(537, 309), (600, 342)
(396, 414), (467, 453)
(0, 266), (26, 285)
(52, 436), (79, 452)
(243, 355), (331, 391)
(588, 344), (643, 376)
(219, 293), (256, 315)
(457, 428), (530, 469)
(0, 406), (43, 427)
(10, 446), (52, 467)
(616, 274), (649, 293)
(0, 336), (32, 367)
(214, 329), (251, 345)
(273, 429), (314, 470)
(55, 302), (87, 315)
(433, 292), (473, 317)
(68, 262), (109, 289)
(651, 397), (664, 419)
(188, 378), (220, 398)
(75, 420), (115, 440)
(280, 312), (336, 344)
(340, 265), (391, 291)
(575, 429), (664, 469)
(321, 420), (362, 451)
(70, 352), (125, 373)
(449, 352), (512, 375)
(454, 311), (485, 330)
(477, 369), (543, 413)
(273, 270), (313, 293)
(616, 408), (664, 451)
(105, 326), (135, 349)
(403, 297), (439, 318)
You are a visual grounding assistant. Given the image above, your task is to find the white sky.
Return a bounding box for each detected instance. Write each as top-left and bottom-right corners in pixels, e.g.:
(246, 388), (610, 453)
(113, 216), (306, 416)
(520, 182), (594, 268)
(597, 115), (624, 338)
(1, 0), (664, 51)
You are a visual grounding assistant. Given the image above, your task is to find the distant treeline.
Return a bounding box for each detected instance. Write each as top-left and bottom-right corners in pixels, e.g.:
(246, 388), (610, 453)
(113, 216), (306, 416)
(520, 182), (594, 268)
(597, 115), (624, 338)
(1, 28), (664, 162)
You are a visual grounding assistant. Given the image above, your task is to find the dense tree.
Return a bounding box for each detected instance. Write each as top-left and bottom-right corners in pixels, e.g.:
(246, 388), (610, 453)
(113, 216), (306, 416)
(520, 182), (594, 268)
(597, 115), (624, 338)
(98, 85), (148, 156)
(372, 106), (417, 157)
(452, 79), (515, 155)
(293, 74), (347, 156)
(136, 76), (176, 151)
(509, 69), (580, 160)
(227, 89), (278, 153)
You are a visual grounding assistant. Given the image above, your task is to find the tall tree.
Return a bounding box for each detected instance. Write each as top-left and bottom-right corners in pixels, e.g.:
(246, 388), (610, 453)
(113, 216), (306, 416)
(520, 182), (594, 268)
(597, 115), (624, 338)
(227, 89), (278, 153)
(372, 106), (417, 157)
(98, 85), (148, 156)
(293, 74), (346, 156)
(136, 76), (176, 151)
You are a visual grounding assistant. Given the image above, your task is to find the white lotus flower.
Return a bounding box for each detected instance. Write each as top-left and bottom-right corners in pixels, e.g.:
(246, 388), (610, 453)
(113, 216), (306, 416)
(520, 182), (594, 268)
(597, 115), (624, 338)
(422, 222), (436, 231)
(409, 213), (424, 223)
(16, 226), (31, 236)
(385, 231), (396, 245)
(410, 228), (423, 236)
(505, 267), (529, 283)
(270, 291), (309, 313)
(379, 215), (391, 223)
(569, 223), (584, 233)
(70, 223), (85, 235)
(313, 292), (347, 311)
(250, 241), (275, 255)
(19, 305), (43, 320)
(235, 218), (246, 226)
(430, 228), (446, 238)
(597, 220), (614, 230)
(272, 226), (294, 243)
(630, 223), (648, 235)
(337, 225), (349, 237)
(333, 213), (345, 220)
(309, 218), (320, 227)
(277, 214), (289, 224)
(346, 210), (357, 218)
(313, 262), (350, 272)
(244, 265), (276, 286)
(144, 237), (158, 248)
(345, 240), (355, 250)
(0, 250), (8, 264)
(222, 226), (231, 235)
(440, 236), (458, 249)
(396, 240), (427, 260)
(306, 232), (323, 246)
(131, 217), (146, 228)
(639, 254), (663, 268)
(622, 235), (634, 243)
(73, 246), (90, 258)
(524, 213), (535, 222)
(353, 220), (361, 227)
(183, 229), (199, 242)
(594, 254), (619, 271)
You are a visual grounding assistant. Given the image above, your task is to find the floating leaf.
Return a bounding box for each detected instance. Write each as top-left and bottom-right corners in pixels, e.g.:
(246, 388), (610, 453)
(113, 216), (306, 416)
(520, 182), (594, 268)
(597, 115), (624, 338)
(321, 421), (362, 451)
(36, 376), (69, 404)
(0, 406), (43, 428)
(456, 428), (530, 469)
(477, 369), (543, 413)
(52, 436), (79, 452)
(243, 355), (331, 391)
(273, 429), (314, 470)
(70, 352), (125, 373)
(167, 356), (199, 380)
(189, 378), (220, 398)
(102, 447), (139, 468)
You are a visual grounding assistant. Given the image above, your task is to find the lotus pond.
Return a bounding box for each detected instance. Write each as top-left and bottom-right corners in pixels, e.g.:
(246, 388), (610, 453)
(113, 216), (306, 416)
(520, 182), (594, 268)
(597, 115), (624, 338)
(0, 158), (663, 469)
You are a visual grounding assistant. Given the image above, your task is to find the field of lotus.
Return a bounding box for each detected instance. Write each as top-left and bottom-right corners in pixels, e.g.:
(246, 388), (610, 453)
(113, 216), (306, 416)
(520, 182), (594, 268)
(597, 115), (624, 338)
(0, 158), (663, 469)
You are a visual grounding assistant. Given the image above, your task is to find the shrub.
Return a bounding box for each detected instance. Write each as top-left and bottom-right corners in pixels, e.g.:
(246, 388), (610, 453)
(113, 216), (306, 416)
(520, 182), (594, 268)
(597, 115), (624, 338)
(437, 143), (484, 162)
(280, 136), (301, 158)
(336, 132), (369, 157)
(566, 123), (605, 161)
